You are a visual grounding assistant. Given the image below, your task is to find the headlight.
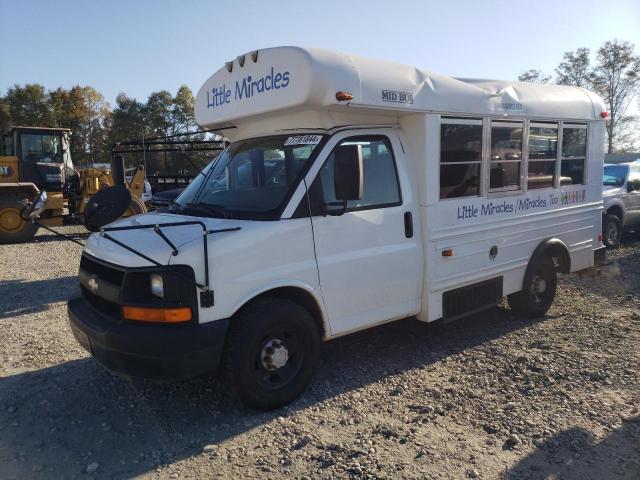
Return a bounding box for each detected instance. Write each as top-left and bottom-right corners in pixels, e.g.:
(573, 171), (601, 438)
(150, 274), (164, 298)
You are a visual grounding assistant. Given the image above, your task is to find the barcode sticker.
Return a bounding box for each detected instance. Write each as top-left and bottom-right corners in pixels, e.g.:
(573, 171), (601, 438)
(284, 135), (322, 146)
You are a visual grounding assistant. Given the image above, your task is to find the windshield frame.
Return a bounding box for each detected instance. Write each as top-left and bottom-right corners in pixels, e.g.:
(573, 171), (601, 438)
(175, 133), (328, 221)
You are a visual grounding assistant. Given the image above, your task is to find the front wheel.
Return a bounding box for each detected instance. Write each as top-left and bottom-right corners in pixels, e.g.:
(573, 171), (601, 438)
(508, 256), (557, 318)
(221, 298), (322, 410)
(603, 214), (622, 249)
(0, 195), (39, 244)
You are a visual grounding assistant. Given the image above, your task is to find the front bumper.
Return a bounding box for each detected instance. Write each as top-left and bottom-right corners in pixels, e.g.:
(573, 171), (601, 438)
(68, 297), (229, 380)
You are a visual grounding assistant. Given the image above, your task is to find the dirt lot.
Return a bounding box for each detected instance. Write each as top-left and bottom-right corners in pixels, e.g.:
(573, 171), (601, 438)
(0, 227), (639, 479)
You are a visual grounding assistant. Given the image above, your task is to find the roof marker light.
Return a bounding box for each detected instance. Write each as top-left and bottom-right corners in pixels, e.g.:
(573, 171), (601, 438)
(335, 91), (354, 101)
(601, 111), (609, 118)
(237, 55), (246, 67)
(250, 50), (259, 62)
(225, 61), (233, 73)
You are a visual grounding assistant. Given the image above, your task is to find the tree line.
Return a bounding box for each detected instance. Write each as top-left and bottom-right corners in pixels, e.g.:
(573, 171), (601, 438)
(0, 84), (202, 172)
(518, 39), (640, 153)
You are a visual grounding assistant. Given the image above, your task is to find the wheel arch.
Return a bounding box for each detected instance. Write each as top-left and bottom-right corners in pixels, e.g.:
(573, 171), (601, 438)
(0, 183), (39, 198)
(229, 284), (330, 340)
(605, 203), (624, 224)
(524, 238), (571, 288)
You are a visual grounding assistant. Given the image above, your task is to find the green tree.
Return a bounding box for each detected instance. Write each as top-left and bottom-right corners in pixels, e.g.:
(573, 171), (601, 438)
(145, 90), (174, 137)
(3, 84), (54, 127)
(517, 69), (551, 84)
(555, 48), (594, 88)
(592, 40), (640, 153)
(172, 85), (196, 133)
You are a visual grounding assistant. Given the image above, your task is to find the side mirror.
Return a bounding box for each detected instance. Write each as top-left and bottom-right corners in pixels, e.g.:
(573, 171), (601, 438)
(333, 144), (363, 201)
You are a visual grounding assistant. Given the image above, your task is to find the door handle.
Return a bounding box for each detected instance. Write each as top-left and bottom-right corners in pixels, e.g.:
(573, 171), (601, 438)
(404, 211), (413, 238)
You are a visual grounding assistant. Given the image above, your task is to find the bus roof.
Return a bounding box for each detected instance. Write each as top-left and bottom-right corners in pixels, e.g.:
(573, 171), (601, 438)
(195, 46), (606, 132)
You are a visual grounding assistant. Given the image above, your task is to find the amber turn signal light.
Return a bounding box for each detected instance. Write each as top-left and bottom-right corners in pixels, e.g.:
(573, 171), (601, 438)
(122, 306), (192, 323)
(442, 249), (455, 257)
(335, 91), (354, 101)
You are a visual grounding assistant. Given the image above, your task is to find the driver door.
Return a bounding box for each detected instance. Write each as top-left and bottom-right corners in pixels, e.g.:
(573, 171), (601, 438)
(304, 130), (422, 336)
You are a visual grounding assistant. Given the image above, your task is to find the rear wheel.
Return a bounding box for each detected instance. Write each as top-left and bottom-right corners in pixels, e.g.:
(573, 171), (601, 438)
(221, 298), (322, 410)
(0, 194), (39, 244)
(508, 256), (557, 318)
(603, 214), (622, 249)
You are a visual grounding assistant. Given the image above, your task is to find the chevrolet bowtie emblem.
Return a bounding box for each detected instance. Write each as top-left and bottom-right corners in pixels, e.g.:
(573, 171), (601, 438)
(87, 276), (99, 292)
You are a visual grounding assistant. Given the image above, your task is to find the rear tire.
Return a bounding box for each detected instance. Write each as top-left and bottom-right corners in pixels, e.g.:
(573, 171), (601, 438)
(221, 298), (322, 411)
(603, 214), (622, 249)
(508, 256), (557, 318)
(0, 194), (39, 244)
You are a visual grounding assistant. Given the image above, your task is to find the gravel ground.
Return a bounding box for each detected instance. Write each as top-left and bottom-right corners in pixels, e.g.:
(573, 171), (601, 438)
(0, 227), (639, 479)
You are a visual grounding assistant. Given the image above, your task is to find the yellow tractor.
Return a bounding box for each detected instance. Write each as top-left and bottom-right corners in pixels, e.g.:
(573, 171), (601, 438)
(0, 126), (146, 243)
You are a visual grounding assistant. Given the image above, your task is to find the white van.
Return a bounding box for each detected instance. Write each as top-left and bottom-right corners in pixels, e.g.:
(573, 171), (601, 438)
(68, 47), (606, 410)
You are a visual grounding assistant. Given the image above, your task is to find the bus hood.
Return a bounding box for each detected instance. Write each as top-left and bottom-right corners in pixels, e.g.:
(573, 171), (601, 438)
(83, 212), (242, 267)
(603, 185), (623, 197)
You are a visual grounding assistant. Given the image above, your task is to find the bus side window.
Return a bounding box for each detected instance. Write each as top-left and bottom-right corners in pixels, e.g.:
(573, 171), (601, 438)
(489, 121), (523, 192)
(439, 118), (482, 199)
(561, 125), (587, 185)
(528, 124), (558, 189)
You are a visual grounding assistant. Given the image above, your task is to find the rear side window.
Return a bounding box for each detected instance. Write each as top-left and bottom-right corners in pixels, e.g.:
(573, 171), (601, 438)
(440, 119), (482, 199)
(489, 121), (523, 191)
(528, 124), (558, 189)
(312, 135), (401, 212)
(561, 125), (587, 185)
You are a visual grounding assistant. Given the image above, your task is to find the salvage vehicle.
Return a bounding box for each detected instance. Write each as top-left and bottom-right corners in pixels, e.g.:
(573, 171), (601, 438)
(602, 160), (640, 248)
(68, 47), (607, 410)
(0, 126), (146, 243)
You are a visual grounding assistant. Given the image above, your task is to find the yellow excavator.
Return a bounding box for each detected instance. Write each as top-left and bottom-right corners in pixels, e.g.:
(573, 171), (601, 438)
(0, 126), (146, 243)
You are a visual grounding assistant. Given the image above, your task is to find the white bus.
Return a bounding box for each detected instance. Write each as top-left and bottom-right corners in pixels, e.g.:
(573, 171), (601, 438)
(68, 47), (606, 410)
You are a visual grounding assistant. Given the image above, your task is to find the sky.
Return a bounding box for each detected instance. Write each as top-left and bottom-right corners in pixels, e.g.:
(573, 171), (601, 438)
(1, 0), (639, 106)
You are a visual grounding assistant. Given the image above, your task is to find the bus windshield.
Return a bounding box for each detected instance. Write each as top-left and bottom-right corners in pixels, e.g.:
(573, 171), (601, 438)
(603, 165), (628, 187)
(174, 134), (324, 220)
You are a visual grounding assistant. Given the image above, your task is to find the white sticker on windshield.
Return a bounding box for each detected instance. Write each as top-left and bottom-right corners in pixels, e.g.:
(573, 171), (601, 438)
(284, 135), (322, 146)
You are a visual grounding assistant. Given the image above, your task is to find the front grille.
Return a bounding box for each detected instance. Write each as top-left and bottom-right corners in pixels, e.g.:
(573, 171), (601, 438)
(81, 285), (121, 320)
(80, 254), (125, 286)
(443, 277), (503, 319)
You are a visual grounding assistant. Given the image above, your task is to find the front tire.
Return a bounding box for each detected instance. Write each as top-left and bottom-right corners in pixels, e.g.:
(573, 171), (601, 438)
(603, 214), (622, 249)
(508, 256), (557, 318)
(0, 194), (39, 244)
(221, 298), (322, 410)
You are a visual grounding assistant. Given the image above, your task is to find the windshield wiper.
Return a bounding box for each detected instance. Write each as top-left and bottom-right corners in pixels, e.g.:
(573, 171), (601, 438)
(185, 202), (229, 219)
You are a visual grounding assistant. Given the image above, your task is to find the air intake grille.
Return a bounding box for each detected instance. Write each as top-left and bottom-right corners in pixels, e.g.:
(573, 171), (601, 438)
(443, 277), (503, 319)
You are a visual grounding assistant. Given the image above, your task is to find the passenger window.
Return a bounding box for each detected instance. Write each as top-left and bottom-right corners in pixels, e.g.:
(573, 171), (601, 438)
(440, 119), (482, 199)
(490, 122), (523, 191)
(315, 136), (401, 211)
(561, 126), (587, 185)
(528, 124), (558, 189)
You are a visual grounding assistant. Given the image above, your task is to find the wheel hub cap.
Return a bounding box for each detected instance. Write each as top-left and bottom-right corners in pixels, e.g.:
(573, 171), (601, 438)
(261, 339), (289, 371)
(0, 208), (22, 232)
(606, 224), (618, 243)
(532, 275), (547, 294)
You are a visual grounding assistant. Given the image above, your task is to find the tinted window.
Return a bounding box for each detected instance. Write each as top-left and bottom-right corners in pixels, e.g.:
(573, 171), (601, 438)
(603, 165), (628, 187)
(20, 133), (63, 163)
(440, 121), (482, 199)
(317, 136), (401, 210)
(561, 126), (587, 185)
(528, 125), (558, 189)
(490, 123), (523, 190)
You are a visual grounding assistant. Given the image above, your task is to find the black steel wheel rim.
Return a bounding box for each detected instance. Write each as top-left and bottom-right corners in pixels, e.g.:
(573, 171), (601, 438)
(252, 328), (304, 390)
